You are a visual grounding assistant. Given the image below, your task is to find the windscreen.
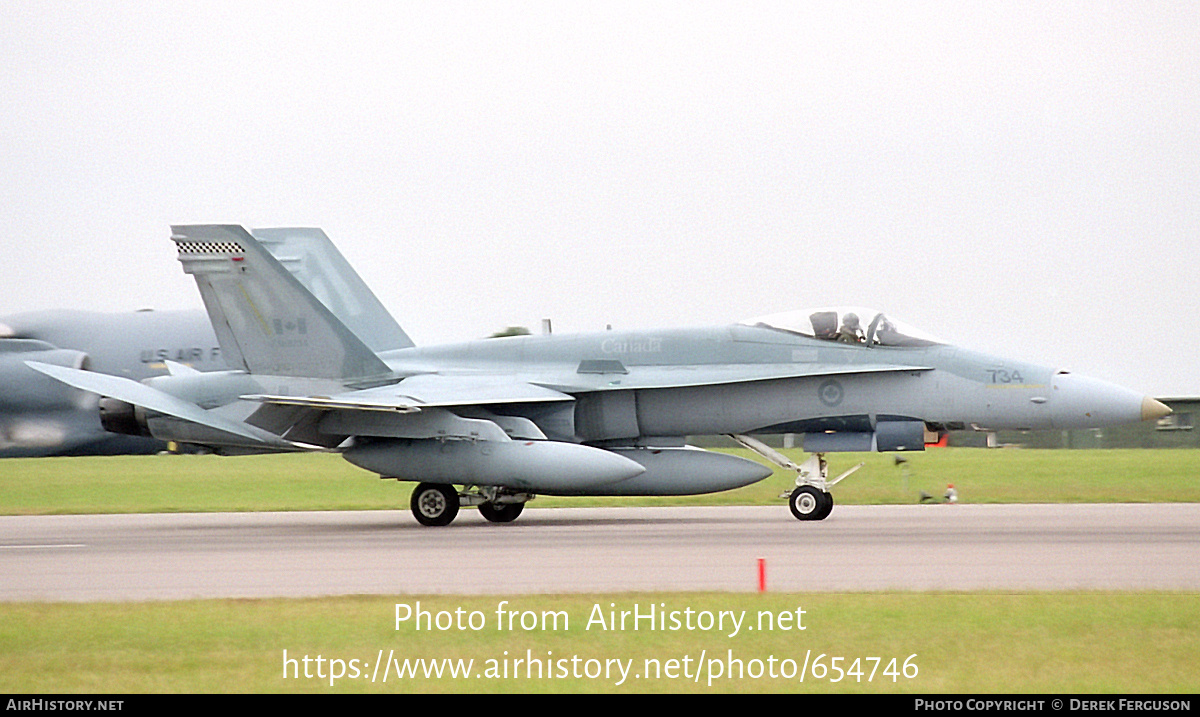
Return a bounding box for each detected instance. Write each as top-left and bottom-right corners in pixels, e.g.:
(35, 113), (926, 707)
(742, 307), (943, 347)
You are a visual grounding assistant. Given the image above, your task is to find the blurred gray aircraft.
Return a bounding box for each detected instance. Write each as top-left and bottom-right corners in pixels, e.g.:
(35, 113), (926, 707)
(2, 227), (405, 457)
(30, 225), (1170, 523)
(0, 309), (219, 456)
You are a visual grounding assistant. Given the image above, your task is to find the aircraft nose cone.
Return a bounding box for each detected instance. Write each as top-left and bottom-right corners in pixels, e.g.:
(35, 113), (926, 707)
(1141, 397), (1172, 422)
(1050, 373), (1150, 429)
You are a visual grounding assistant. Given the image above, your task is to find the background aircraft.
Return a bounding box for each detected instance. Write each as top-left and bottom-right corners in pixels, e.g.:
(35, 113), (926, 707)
(31, 225), (1169, 523)
(1, 227), (406, 457)
(0, 309), (217, 457)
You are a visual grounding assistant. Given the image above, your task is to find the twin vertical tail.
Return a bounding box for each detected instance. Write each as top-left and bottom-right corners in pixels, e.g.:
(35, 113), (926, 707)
(171, 225), (393, 381)
(251, 228), (414, 354)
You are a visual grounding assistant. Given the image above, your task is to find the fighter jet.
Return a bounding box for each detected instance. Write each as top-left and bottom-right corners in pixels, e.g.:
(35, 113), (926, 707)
(29, 225), (1170, 524)
(1, 227), (406, 457)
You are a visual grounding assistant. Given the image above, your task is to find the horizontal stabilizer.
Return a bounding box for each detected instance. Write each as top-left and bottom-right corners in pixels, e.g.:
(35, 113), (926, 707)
(25, 361), (292, 448)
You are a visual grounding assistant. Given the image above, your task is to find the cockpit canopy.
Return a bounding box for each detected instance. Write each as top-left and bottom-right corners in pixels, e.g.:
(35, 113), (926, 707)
(741, 307), (943, 348)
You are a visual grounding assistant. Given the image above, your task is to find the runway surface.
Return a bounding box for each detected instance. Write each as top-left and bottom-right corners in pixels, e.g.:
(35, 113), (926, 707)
(1, 503), (1197, 601)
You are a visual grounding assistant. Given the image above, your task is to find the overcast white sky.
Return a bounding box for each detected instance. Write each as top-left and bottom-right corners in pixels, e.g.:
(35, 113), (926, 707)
(2, 2), (1196, 396)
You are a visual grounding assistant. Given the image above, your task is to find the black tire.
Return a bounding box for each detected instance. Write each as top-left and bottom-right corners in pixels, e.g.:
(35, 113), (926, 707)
(478, 501), (525, 523)
(814, 490), (834, 520)
(789, 485), (830, 521)
(410, 483), (460, 526)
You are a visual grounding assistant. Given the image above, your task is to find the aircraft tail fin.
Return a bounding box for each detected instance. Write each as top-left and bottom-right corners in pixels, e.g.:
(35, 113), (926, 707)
(171, 225), (393, 381)
(252, 228), (414, 353)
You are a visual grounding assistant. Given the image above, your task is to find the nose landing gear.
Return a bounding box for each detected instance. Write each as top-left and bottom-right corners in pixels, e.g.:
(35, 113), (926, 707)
(788, 484), (833, 521)
(729, 434), (863, 522)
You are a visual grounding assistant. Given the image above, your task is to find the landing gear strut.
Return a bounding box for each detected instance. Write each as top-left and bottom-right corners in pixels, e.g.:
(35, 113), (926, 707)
(729, 434), (863, 522)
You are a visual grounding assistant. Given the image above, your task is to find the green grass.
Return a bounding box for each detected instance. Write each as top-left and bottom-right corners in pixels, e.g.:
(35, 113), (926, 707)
(0, 592), (1195, 693)
(1, 448), (1198, 515)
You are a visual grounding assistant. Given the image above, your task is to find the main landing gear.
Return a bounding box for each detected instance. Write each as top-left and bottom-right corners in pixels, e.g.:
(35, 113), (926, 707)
(478, 501), (525, 523)
(408, 482), (532, 526)
(410, 483), (459, 527)
(729, 434), (863, 522)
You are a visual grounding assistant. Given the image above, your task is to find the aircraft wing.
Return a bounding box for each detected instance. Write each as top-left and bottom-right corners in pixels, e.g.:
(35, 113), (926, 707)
(240, 374), (576, 444)
(243, 373), (574, 412)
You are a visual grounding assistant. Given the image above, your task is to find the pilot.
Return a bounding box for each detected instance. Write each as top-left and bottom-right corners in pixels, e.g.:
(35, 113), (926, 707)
(836, 313), (865, 344)
(874, 318), (899, 346)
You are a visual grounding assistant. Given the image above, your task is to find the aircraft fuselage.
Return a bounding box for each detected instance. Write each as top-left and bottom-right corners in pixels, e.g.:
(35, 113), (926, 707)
(372, 324), (1148, 445)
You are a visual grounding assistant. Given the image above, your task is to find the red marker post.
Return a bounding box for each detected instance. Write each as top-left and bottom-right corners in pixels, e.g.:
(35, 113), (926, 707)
(757, 558), (767, 592)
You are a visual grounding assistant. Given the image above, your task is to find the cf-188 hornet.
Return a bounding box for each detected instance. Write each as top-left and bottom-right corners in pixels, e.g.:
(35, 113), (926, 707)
(29, 226), (1170, 525)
